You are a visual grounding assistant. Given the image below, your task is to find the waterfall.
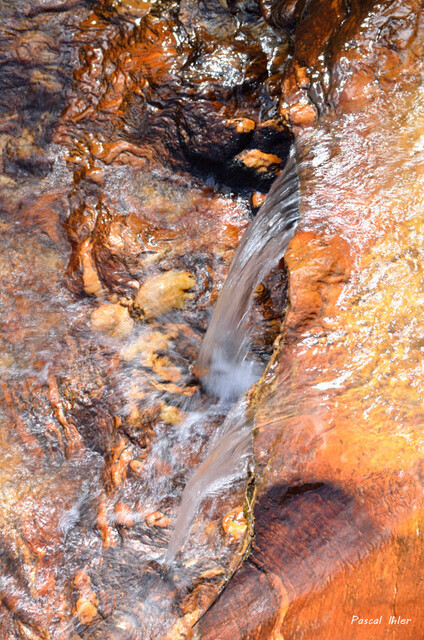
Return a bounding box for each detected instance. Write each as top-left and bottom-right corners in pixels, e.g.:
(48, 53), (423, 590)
(165, 147), (300, 563)
(164, 398), (252, 563)
(195, 146), (300, 401)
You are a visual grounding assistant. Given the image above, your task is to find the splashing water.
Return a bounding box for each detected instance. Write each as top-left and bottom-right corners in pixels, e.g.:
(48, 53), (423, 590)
(195, 146), (300, 400)
(165, 398), (252, 563)
(0, 144), (300, 636)
(165, 148), (300, 563)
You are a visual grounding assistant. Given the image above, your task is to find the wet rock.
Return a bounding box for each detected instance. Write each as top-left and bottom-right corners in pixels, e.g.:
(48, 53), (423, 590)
(91, 303), (134, 338)
(159, 403), (184, 426)
(54, 0), (291, 192)
(133, 270), (196, 320)
(235, 149), (282, 174)
(121, 329), (172, 363)
(250, 191), (266, 210)
(114, 502), (135, 528)
(74, 571), (99, 626)
(76, 600), (98, 626)
(0, 0), (271, 635)
(226, 118), (256, 134)
(145, 511), (172, 528)
(4, 0), (422, 638)
(80, 240), (105, 297)
(198, 1), (424, 638)
(222, 507), (247, 541)
(5, 130), (52, 176)
(129, 459), (144, 476)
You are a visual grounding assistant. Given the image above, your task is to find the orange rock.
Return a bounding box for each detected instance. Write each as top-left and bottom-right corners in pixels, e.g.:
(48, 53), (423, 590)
(97, 497), (116, 549)
(80, 240), (104, 297)
(134, 270), (196, 319)
(160, 403), (183, 425)
(287, 101), (317, 127)
(225, 117), (256, 133)
(150, 379), (198, 396)
(111, 0), (153, 18)
(85, 165), (104, 184)
(89, 138), (151, 165)
(75, 598), (98, 625)
(74, 570), (91, 591)
(284, 232), (351, 334)
(129, 459), (144, 475)
(145, 510), (172, 528)
(108, 437), (133, 488)
(151, 355), (182, 383)
(115, 502), (134, 528)
(91, 303), (134, 338)
(251, 191), (266, 209)
(74, 570), (99, 625)
(236, 149), (282, 173)
(0, 0), (291, 637)
(222, 507), (247, 541)
(121, 330), (170, 363)
(293, 63), (310, 88)
(199, 2), (424, 638)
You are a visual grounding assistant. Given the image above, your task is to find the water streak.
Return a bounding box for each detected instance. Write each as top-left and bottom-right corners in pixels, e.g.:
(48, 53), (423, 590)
(165, 398), (252, 563)
(195, 147), (300, 400)
(165, 147), (300, 563)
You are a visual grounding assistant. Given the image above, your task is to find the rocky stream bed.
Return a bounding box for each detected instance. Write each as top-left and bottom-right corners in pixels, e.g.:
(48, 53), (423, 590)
(1, 1), (424, 638)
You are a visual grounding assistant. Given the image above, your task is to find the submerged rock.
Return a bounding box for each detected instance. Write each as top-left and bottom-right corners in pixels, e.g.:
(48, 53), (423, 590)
(2, 0), (423, 638)
(0, 1), (288, 638)
(134, 270), (196, 319)
(91, 302), (134, 337)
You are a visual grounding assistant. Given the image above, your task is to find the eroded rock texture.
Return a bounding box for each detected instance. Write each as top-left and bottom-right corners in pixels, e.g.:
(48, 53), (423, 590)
(0, 1), (290, 638)
(198, 0), (424, 638)
(1, 0), (423, 638)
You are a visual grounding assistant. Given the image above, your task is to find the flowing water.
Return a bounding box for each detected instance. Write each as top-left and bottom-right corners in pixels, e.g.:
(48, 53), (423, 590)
(164, 397), (252, 563)
(195, 146), (300, 401)
(165, 147), (300, 564)
(0, 147), (299, 639)
(2, 0), (424, 636)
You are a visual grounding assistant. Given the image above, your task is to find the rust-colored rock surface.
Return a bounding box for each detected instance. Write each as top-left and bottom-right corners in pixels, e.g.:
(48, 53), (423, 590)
(2, 0), (424, 638)
(198, 0), (424, 638)
(0, 1), (289, 638)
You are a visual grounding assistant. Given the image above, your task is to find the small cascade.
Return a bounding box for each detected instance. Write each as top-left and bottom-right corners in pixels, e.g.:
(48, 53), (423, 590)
(165, 147), (300, 563)
(194, 146), (300, 400)
(165, 398), (251, 563)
